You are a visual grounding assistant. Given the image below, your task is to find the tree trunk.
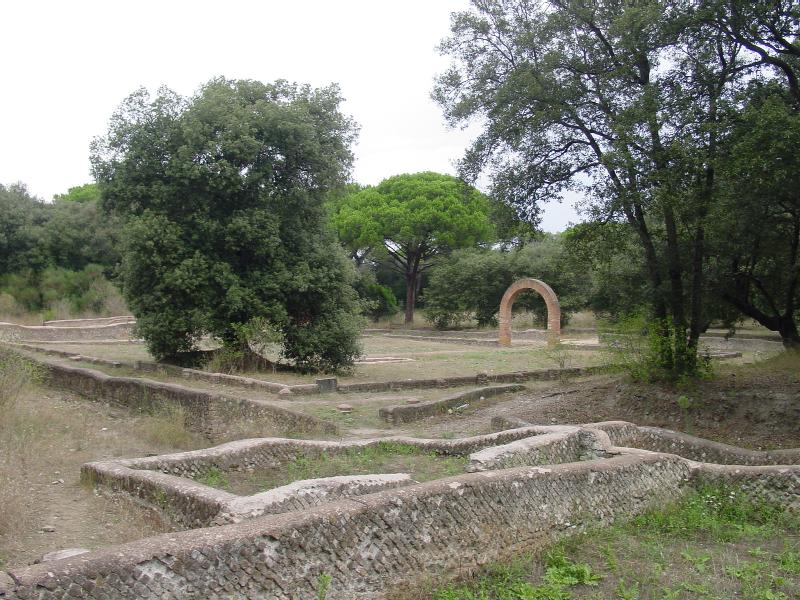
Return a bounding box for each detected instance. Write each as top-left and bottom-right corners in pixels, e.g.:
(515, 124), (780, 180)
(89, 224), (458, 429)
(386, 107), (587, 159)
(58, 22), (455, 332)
(403, 250), (422, 325)
(721, 292), (800, 349)
(404, 271), (416, 324)
(779, 318), (800, 349)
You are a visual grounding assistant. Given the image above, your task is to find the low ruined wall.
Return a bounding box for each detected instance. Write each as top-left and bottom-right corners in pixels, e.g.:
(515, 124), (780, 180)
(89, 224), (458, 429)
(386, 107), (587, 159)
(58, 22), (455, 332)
(42, 316), (135, 327)
(10, 343), (602, 396)
(628, 426), (800, 465)
(84, 462), (236, 529)
(699, 335), (784, 352)
(341, 366), (601, 394)
(468, 428), (595, 471)
(3, 454), (692, 600)
(1, 347), (334, 440)
(80, 426), (601, 528)
(691, 463), (800, 509)
(378, 384), (525, 424)
(4, 419), (800, 599)
(0, 321), (134, 342)
(87, 427), (553, 481)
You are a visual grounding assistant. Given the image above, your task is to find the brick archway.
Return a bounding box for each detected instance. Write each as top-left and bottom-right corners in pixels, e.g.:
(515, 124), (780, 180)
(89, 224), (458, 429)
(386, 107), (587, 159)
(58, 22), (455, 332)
(498, 278), (561, 346)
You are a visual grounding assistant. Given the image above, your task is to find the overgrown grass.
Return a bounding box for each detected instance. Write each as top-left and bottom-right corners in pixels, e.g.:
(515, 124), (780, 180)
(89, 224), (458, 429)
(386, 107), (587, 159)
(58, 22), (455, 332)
(396, 485), (800, 600)
(631, 485), (794, 543)
(0, 355), (200, 567)
(0, 352), (44, 541)
(429, 551), (602, 600)
(196, 466), (230, 490)
(134, 403), (201, 450)
(218, 442), (469, 495)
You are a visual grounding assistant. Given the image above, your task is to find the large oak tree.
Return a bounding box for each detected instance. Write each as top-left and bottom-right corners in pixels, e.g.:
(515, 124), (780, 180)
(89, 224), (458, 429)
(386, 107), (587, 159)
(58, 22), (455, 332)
(91, 78), (362, 371)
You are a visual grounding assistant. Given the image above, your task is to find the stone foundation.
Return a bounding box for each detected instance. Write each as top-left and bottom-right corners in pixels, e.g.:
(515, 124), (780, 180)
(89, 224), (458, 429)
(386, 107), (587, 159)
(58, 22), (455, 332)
(0, 347), (334, 440)
(2, 418), (799, 599)
(3, 454), (693, 600)
(0, 321), (135, 342)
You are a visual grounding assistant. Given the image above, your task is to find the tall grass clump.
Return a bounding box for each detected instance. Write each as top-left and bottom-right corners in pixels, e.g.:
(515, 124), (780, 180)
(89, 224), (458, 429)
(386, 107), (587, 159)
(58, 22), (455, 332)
(599, 313), (712, 383)
(0, 352), (44, 540)
(134, 403), (202, 450)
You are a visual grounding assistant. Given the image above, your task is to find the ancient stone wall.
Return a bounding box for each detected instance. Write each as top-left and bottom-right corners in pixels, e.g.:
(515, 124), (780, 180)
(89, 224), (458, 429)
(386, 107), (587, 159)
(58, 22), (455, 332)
(0, 321), (134, 342)
(3, 418), (800, 598)
(625, 426), (800, 465)
(81, 427), (566, 528)
(468, 428), (596, 471)
(3, 454), (692, 600)
(42, 316), (135, 327)
(0, 348), (334, 440)
(378, 384), (525, 423)
(692, 463), (800, 509)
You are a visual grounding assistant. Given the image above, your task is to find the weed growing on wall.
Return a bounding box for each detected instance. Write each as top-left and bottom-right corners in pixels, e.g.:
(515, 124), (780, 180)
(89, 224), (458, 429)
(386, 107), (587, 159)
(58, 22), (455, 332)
(316, 573), (332, 600)
(195, 467), (230, 491)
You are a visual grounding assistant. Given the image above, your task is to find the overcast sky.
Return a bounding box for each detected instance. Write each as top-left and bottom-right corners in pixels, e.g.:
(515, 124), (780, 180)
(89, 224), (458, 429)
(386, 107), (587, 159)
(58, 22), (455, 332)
(0, 0), (581, 232)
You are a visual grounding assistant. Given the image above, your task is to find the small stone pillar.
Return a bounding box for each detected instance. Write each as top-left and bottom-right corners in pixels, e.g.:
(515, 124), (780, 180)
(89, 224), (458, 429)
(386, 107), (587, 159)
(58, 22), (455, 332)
(316, 377), (338, 393)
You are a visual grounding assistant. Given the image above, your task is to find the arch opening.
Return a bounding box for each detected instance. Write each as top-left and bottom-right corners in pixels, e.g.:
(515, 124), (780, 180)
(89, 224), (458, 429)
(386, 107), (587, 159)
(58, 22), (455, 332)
(498, 278), (561, 347)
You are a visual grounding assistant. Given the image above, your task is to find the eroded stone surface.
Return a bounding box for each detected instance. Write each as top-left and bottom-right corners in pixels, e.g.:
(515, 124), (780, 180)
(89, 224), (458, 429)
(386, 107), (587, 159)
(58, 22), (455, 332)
(37, 548), (90, 563)
(4, 420), (799, 599)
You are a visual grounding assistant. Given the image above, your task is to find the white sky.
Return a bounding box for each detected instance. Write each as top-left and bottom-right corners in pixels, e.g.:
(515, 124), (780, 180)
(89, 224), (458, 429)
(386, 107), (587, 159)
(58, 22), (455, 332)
(0, 0), (580, 232)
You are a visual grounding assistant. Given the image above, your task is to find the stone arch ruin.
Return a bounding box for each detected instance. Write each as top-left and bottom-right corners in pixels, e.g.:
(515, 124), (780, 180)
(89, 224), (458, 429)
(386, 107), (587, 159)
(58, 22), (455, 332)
(498, 278), (561, 346)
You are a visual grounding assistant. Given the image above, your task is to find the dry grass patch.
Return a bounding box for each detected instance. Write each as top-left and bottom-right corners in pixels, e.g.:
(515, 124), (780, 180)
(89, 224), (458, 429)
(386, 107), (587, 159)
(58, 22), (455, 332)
(199, 441), (469, 496)
(0, 353), (45, 541)
(0, 352), (210, 567)
(134, 403), (203, 449)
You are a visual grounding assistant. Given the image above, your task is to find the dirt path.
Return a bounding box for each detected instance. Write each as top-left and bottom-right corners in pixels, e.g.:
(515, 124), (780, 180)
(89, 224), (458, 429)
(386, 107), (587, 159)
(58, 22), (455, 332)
(0, 390), (205, 568)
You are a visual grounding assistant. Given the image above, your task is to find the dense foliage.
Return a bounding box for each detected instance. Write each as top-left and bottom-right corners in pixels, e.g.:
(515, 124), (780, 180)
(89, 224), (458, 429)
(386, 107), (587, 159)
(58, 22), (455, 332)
(424, 236), (588, 329)
(91, 78), (363, 371)
(710, 85), (800, 345)
(353, 270), (399, 322)
(435, 0), (800, 376)
(330, 172), (495, 324)
(0, 183), (123, 320)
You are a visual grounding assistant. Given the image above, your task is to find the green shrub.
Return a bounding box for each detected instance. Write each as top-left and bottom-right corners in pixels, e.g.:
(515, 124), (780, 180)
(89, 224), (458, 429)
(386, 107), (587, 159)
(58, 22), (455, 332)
(599, 313), (712, 383)
(0, 265), (127, 318)
(424, 239), (589, 330)
(280, 308), (364, 374)
(354, 270), (399, 321)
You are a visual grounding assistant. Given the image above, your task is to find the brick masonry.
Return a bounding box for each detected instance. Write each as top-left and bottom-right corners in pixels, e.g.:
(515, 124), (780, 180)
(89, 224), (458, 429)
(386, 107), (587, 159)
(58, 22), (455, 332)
(498, 278), (561, 347)
(3, 454), (693, 599)
(2, 418), (799, 599)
